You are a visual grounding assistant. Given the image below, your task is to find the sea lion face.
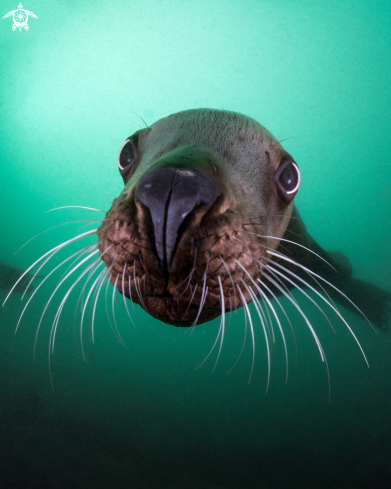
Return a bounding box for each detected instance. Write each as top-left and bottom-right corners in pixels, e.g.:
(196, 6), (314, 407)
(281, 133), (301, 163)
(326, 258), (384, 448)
(97, 109), (300, 326)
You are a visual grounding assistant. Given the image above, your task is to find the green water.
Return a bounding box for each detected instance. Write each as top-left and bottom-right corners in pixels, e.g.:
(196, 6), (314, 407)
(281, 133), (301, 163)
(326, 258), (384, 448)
(1, 1), (390, 487)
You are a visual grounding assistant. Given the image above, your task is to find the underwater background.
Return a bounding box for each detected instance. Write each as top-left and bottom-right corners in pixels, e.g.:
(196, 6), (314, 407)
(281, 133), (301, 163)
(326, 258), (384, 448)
(1, 0), (391, 487)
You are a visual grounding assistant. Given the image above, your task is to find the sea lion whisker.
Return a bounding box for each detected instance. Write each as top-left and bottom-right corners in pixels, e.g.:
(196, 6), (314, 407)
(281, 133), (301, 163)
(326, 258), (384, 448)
(51, 242), (115, 354)
(133, 261), (147, 312)
(261, 269), (331, 400)
(21, 249), (59, 300)
(49, 254), (101, 355)
(266, 249), (373, 329)
(73, 252), (103, 342)
(179, 248), (197, 296)
(121, 263), (137, 329)
(266, 260), (369, 366)
(245, 285), (274, 387)
(191, 253), (210, 327)
(46, 206), (106, 214)
(261, 271), (327, 363)
(58, 242), (99, 287)
(218, 255), (238, 308)
(227, 297), (247, 375)
(33, 249), (99, 359)
(191, 270), (208, 328)
(91, 267), (110, 343)
(137, 252), (158, 284)
(104, 264), (116, 335)
(73, 255), (103, 350)
(14, 219), (105, 256)
(111, 274), (125, 344)
(212, 276), (226, 373)
(196, 285), (223, 370)
(3, 229), (98, 306)
(15, 244), (96, 334)
(262, 290), (276, 344)
(257, 285), (289, 384)
(259, 280), (298, 365)
(263, 259), (337, 335)
(80, 258), (113, 357)
(127, 269), (141, 322)
(192, 284), (208, 330)
(235, 259), (288, 383)
(51, 258), (103, 356)
(182, 283), (198, 322)
(237, 284), (257, 386)
(246, 232), (336, 271)
(46, 257), (101, 391)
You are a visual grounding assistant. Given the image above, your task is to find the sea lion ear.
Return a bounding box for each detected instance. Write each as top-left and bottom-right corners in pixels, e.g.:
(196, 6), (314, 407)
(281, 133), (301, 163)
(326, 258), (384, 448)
(273, 157), (300, 202)
(117, 134), (139, 181)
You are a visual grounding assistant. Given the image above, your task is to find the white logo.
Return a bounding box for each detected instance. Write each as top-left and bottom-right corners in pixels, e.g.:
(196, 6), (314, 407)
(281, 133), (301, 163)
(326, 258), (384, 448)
(3, 3), (38, 31)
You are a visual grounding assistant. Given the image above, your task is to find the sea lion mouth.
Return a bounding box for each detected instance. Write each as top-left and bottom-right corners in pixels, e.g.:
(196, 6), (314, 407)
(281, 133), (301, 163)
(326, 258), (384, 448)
(97, 154), (266, 326)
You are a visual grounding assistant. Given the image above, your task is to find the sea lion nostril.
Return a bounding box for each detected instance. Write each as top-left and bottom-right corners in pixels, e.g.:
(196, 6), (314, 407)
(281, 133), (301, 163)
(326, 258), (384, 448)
(135, 165), (220, 267)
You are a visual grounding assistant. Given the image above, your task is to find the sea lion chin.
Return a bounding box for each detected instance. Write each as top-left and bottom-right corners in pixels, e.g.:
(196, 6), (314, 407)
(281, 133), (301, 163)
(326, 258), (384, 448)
(97, 109), (300, 326)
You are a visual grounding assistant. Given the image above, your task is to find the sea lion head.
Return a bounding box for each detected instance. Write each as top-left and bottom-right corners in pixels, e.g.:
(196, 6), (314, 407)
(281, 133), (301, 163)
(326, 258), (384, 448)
(97, 109), (300, 326)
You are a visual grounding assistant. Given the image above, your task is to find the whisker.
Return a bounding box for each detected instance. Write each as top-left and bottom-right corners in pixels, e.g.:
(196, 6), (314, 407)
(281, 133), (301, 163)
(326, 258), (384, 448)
(179, 248), (197, 296)
(73, 254), (102, 340)
(244, 233), (336, 271)
(21, 249), (59, 300)
(212, 276), (226, 373)
(15, 244), (97, 333)
(47, 255), (101, 390)
(262, 268), (331, 400)
(3, 229), (98, 306)
(257, 285), (289, 384)
(266, 260), (336, 334)
(134, 262), (147, 311)
(105, 267), (115, 334)
(196, 286), (223, 370)
(266, 259), (369, 367)
(46, 206), (105, 213)
(268, 248), (367, 324)
(128, 269), (139, 321)
(91, 267), (110, 344)
(50, 242), (114, 353)
(15, 219), (105, 255)
(234, 260), (273, 343)
(218, 255), (238, 310)
(261, 271), (327, 363)
(191, 253), (209, 327)
(227, 297), (247, 375)
(122, 263), (137, 329)
(182, 283), (198, 321)
(259, 280), (298, 365)
(112, 274), (124, 344)
(51, 258), (102, 355)
(237, 284), (256, 386)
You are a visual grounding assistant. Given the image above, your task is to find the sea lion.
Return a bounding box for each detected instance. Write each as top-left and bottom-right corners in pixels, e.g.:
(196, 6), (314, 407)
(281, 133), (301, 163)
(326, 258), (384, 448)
(4, 109), (390, 357)
(97, 108), (390, 330)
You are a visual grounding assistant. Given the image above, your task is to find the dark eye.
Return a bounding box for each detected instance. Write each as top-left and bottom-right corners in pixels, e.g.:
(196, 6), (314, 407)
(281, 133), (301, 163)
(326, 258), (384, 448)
(274, 158), (300, 202)
(118, 138), (137, 173)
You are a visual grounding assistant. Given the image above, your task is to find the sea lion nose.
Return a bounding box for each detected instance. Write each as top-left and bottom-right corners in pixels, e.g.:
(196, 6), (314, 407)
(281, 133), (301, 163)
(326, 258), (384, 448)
(135, 166), (220, 268)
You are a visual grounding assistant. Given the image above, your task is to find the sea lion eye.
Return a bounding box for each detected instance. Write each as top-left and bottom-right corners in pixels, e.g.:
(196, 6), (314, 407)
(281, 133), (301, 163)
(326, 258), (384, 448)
(274, 158), (300, 202)
(118, 138), (137, 173)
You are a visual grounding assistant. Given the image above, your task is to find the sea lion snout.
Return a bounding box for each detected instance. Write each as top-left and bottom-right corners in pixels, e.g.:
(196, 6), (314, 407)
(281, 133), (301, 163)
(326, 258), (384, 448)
(134, 157), (222, 270)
